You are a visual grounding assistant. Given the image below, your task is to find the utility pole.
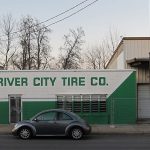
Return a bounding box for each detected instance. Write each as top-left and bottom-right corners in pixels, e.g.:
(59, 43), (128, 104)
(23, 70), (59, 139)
(149, 52), (150, 83)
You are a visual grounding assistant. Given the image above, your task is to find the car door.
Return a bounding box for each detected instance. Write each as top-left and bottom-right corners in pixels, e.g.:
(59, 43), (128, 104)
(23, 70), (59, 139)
(53, 112), (73, 135)
(32, 111), (57, 135)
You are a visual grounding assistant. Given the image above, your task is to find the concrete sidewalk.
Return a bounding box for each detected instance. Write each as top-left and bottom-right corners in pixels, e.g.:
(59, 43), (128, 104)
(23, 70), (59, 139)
(92, 124), (150, 134)
(1, 124), (150, 135)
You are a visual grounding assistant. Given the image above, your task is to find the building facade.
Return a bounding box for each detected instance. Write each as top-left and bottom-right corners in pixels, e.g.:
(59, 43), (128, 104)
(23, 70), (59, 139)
(0, 70), (136, 124)
(106, 37), (150, 120)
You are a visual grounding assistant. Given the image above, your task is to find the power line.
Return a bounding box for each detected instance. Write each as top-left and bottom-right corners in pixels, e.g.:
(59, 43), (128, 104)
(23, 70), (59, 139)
(0, 0), (91, 38)
(0, 0), (99, 41)
(45, 0), (99, 28)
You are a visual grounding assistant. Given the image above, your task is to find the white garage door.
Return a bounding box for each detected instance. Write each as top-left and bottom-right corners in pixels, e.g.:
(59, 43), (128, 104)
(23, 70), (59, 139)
(138, 84), (150, 119)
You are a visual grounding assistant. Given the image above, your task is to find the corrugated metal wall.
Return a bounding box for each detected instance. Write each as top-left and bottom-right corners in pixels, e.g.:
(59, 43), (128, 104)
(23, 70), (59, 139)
(128, 65), (149, 83)
(124, 39), (150, 83)
(107, 38), (150, 120)
(138, 84), (150, 119)
(124, 40), (150, 60)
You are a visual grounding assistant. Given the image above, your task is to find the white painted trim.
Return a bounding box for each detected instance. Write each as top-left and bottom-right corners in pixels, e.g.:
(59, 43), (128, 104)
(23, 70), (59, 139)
(0, 99), (8, 102)
(22, 98), (56, 102)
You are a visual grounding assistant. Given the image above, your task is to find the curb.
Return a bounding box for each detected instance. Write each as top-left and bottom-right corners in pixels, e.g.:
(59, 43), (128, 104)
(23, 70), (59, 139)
(91, 124), (150, 134)
(1, 124), (150, 135)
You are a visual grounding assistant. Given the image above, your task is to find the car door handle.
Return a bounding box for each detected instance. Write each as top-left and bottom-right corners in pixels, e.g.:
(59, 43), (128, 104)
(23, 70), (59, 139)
(48, 121), (57, 124)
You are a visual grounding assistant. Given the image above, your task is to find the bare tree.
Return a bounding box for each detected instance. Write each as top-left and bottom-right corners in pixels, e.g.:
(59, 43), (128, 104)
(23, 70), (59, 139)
(0, 14), (15, 69)
(84, 28), (120, 69)
(11, 16), (52, 70)
(33, 20), (51, 69)
(11, 16), (35, 70)
(20, 16), (34, 70)
(105, 28), (120, 56)
(57, 27), (85, 69)
(85, 45), (109, 69)
(85, 49), (97, 69)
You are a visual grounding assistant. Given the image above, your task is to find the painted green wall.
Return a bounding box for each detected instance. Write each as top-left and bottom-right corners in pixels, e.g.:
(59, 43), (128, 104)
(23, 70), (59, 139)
(0, 72), (136, 124)
(22, 101), (56, 120)
(22, 101), (108, 124)
(79, 112), (108, 124)
(107, 71), (137, 124)
(0, 100), (107, 124)
(0, 102), (9, 124)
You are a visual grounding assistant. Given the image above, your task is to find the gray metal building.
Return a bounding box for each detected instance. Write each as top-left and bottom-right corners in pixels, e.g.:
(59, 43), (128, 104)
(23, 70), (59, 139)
(106, 37), (150, 120)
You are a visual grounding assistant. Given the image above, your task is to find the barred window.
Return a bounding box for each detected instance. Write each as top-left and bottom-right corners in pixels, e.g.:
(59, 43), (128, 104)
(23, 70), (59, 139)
(100, 95), (107, 112)
(56, 94), (107, 113)
(57, 95), (64, 109)
(91, 95), (99, 112)
(64, 95), (72, 111)
(82, 95), (90, 112)
(73, 95), (81, 112)
(57, 95), (72, 111)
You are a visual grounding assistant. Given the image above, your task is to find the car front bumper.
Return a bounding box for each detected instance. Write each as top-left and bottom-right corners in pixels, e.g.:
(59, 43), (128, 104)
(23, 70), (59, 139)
(12, 128), (18, 136)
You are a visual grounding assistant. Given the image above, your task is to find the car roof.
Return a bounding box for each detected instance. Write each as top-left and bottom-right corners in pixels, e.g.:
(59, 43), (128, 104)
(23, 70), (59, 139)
(39, 109), (70, 113)
(31, 109), (75, 120)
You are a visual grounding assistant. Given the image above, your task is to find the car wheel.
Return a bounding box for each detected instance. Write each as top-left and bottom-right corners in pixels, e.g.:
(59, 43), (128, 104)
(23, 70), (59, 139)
(18, 127), (32, 140)
(71, 127), (83, 140)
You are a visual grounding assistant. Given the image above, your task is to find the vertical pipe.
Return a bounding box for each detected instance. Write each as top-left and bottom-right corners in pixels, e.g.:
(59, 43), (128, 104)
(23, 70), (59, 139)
(149, 52), (150, 83)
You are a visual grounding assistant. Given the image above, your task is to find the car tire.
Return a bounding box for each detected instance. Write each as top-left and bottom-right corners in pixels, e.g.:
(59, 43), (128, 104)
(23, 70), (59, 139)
(70, 127), (83, 140)
(18, 127), (32, 140)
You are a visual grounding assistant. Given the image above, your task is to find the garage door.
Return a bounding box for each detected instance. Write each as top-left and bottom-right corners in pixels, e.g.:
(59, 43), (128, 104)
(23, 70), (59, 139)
(138, 84), (150, 119)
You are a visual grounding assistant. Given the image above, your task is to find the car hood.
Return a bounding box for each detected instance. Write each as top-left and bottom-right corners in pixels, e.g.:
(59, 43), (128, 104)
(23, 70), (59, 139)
(16, 120), (32, 125)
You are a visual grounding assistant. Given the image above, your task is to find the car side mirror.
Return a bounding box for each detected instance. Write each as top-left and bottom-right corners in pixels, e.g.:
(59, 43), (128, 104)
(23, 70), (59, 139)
(33, 118), (39, 122)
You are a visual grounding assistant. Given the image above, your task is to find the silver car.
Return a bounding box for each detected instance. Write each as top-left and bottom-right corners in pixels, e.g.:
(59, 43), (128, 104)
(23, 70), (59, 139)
(12, 109), (91, 140)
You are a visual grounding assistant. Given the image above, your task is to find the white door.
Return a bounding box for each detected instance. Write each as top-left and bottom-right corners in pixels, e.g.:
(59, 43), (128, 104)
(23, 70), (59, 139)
(138, 84), (150, 119)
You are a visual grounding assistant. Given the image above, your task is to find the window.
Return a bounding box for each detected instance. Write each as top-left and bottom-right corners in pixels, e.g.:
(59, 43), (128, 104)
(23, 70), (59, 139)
(73, 95), (82, 112)
(99, 95), (107, 112)
(57, 96), (64, 109)
(82, 95), (90, 112)
(57, 94), (107, 113)
(36, 112), (56, 121)
(57, 112), (72, 120)
(57, 95), (72, 111)
(91, 95), (99, 112)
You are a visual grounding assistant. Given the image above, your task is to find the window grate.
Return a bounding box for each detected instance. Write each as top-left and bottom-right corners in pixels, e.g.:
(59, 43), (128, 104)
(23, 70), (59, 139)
(82, 95), (90, 112)
(100, 101), (106, 112)
(74, 101), (82, 112)
(91, 100), (99, 112)
(56, 94), (107, 113)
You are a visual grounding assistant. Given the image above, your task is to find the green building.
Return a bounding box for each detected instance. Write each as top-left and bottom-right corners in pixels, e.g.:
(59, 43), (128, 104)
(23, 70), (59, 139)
(0, 70), (136, 124)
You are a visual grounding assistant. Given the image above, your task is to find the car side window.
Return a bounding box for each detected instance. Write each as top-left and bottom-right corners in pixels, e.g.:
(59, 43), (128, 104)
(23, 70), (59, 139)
(57, 112), (73, 121)
(36, 112), (56, 121)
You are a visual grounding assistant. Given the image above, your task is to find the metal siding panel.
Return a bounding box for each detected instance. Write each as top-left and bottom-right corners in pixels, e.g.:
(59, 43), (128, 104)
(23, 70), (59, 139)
(137, 67), (149, 83)
(108, 59), (117, 69)
(125, 40), (150, 60)
(138, 84), (150, 118)
(107, 44), (124, 69)
(117, 51), (125, 69)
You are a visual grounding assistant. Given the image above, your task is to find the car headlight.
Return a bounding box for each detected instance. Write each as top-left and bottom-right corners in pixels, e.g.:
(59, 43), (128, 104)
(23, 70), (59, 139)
(14, 123), (19, 128)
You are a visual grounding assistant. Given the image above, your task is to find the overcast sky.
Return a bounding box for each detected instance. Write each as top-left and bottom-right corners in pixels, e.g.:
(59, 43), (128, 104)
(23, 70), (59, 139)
(0, 0), (149, 54)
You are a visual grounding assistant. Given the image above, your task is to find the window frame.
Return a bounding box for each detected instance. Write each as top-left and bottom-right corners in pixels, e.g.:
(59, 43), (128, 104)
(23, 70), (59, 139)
(35, 111), (56, 121)
(56, 112), (73, 121)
